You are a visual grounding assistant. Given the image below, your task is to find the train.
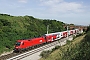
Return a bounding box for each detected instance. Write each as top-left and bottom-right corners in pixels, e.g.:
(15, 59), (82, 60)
(14, 29), (83, 52)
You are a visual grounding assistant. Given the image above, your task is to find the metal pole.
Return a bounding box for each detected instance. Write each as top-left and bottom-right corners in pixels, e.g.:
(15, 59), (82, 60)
(47, 25), (49, 34)
(67, 26), (68, 39)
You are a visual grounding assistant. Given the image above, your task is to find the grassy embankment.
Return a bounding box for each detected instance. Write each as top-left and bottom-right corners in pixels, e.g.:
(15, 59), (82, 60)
(0, 14), (65, 55)
(40, 34), (90, 60)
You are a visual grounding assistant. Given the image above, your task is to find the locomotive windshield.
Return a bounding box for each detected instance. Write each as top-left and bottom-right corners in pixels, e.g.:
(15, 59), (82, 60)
(16, 42), (21, 46)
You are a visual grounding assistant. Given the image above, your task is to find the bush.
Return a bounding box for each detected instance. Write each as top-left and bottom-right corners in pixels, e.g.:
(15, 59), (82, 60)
(40, 46), (60, 59)
(85, 31), (90, 42)
(40, 50), (51, 58)
(52, 46), (60, 52)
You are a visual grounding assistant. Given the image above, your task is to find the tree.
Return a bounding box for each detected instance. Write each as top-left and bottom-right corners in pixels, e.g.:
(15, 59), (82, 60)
(86, 25), (90, 33)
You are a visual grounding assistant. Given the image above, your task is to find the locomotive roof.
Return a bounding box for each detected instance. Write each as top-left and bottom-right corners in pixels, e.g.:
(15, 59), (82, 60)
(17, 37), (43, 42)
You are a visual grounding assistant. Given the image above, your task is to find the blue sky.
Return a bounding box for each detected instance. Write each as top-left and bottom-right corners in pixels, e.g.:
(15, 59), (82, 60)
(0, 0), (90, 26)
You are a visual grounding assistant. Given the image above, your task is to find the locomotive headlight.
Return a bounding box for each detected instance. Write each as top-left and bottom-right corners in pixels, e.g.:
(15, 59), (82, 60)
(16, 47), (19, 49)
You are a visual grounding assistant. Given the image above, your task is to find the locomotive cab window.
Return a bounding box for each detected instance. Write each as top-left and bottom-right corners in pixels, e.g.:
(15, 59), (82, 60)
(16, 42), (21, 46)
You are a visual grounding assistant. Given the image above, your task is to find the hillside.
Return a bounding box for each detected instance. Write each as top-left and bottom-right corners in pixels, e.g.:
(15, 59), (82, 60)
(40, 29), (90, 60)
(0, 14), (65, 54)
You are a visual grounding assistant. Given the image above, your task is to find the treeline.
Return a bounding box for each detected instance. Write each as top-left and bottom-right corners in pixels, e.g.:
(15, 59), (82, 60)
(0, 14), (65, 54)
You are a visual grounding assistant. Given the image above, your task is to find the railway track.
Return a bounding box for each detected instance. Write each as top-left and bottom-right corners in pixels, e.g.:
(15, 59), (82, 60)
(0, 36), (68, 60)
(0, 52), (20, 60)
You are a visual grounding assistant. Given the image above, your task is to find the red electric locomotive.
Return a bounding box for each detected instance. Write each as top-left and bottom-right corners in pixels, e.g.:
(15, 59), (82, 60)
(14, 37), (46, 51)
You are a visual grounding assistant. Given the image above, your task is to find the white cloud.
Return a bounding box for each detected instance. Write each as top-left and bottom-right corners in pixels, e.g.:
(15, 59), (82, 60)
(18, 0), (28, 3)
(40, 0), (63, 6)
(40, 0), (84, 13)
